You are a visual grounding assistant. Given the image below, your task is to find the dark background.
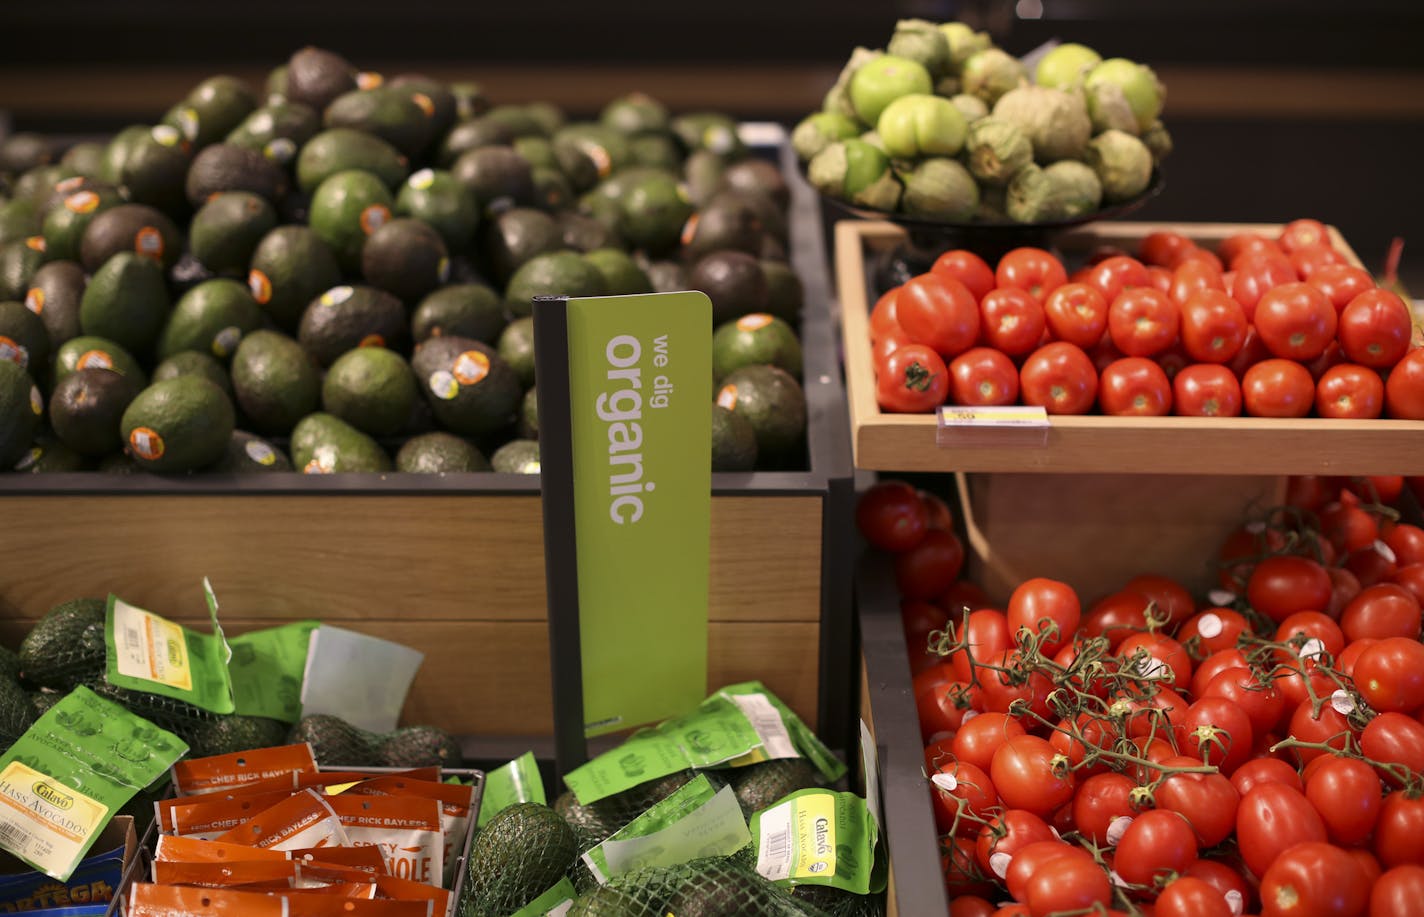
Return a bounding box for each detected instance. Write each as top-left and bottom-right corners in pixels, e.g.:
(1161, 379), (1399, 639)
(3, 0), (1422, 286)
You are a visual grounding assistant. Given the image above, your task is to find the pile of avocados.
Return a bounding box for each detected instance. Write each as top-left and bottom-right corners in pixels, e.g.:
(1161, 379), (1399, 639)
(0, 46), (811, 477)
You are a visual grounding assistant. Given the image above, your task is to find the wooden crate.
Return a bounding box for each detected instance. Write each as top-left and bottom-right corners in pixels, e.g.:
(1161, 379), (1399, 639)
(836, 219), (1424, 476)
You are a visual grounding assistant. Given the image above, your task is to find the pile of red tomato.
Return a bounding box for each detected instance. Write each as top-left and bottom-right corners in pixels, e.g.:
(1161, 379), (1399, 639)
(871, 219), (1424, 419)
(857, 474), (1424, 916)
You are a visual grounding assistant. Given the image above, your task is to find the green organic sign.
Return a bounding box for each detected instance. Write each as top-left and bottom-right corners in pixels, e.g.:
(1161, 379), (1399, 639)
(566, 291), (712, 737)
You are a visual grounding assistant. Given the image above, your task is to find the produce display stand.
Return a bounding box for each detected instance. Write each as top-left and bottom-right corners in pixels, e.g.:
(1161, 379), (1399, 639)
(0, 140), (857, 762)
(837, 219), (1424, 476)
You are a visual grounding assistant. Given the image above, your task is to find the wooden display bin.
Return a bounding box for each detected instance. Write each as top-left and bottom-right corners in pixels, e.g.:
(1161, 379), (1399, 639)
(836, 219), (1424, 476)
(0, 142), (857, 754)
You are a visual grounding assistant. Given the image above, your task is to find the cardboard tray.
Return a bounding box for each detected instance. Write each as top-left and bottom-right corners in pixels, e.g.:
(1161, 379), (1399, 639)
(836, 219), (1424, 475)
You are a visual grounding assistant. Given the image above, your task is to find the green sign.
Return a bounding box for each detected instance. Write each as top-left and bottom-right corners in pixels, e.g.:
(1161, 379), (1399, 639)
(565, 291), (712, 737)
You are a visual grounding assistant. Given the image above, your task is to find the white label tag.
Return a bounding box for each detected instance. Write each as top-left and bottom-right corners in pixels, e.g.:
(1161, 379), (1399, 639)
(300, 626), (425, 733)
(859, 719), (882, 831)
(936, 405), (1049, 447)
(597, 785), (750, 878)
(731, 694), (797, 760)
(111, 598), (193, 691)
(754, 797), (795, 882)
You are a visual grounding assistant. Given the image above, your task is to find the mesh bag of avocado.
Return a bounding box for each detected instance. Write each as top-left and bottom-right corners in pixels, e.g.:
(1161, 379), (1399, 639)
(17, 597), (108, 690)
(568, 855), (828, 917)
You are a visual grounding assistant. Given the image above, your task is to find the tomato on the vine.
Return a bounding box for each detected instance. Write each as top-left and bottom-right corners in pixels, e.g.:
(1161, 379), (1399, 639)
(1114, 809), (1199, 887)
(1180, 696), (1255, 774)
(1155, 758), (1241, 847)
(949, 608), (1012, 683)
(893, 528), (965, 600)
(1082, 590), (1152, 649)
(1383, 523), (1424, 567)
(930, 758), (999, 835)
(1231, 757), (1303, 797)
(1339, 583), (1421, 641)
(995, 247), (1068, 305)
(932, 249), (996, 302)
(990, 734), (1075, 817)
(1353, 636), (1424, 713)
(1305, 755), (1383, 846)
(953, 712), (1027, 774)
(1024, 849), (1112, 916)
(1361, 712), (1424, 786)
(1019, 342), (1098, 414)
(1372, 865), (1424, 917)
(1247, 554), (1333, 622)
(1006, 577), (1080, 655)
(1071, 772), (1138, 846)
(1259, 841), (1369, 917)
(1286, 696), (1354, 763)
(855, 481), (928, 552)
(1156, 876), (1234, 917)
(974, 809), (1057, 879)
(1180, 608), (1250, 657)
(877, 343), (949, 413)
(1235, 783), (1328, 879)
(1376, 791), (1424, 868)
(1202, 666), (1286, 737)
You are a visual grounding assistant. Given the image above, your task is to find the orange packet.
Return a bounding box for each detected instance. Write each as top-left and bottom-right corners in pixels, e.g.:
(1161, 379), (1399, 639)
(341, 777), (474, 887)
(155, 834), (291, 864)
(324, 795), (444, 887)
(129, 883), (434, 916)
(150, 858), (298, 888)
(215, 788), (349, 851)
(238, 767), (443, 797)
(285, 881), (377, 898)
(372, 872), (452, 916)
(172, 743), (318, 796)
(288, 844), (389, 873)
(163, 789), (299, 839)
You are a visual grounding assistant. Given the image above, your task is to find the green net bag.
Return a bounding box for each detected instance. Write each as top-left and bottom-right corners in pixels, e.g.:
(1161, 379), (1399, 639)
(567, 855), (829, 917)
(17, 597), (107, 689)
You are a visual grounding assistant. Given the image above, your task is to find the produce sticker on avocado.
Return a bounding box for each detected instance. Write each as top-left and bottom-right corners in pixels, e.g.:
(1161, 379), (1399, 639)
(0, 686), (187, 880)
(581, 774), (751, 884)
(564, 682), (845, 805)
(750, 788), (885, 895)
(103, 579), (234, 714)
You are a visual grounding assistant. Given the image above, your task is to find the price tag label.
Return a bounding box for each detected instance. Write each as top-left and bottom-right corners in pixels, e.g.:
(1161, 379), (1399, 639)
(936, 405), (1050, 446)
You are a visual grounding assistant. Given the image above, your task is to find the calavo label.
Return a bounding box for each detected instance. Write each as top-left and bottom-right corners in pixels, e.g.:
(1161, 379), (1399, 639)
(750, 789), (885, 895)
(564, 292), (712, 737)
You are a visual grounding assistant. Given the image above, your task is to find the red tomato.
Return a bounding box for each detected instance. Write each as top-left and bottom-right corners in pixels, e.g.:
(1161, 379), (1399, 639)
(910, 657), (956, 700)
(950, 608), (1012, 683)
(1173, 364), (1243, 416)
(991, 735), (1075, 817)
(871, 324), (914, 369)
(1259, 841), (1368, 917)
(932, 249), (996, 302)
(1203, 667), (1287, 737)
(876, 343), (949, 413)
(977, 649), (1054, 723)
(1124, 573), (1196, 626)
(978, 288), (1047, 356)
(953, 712), (1028, 773)
(1115, 809), (1199, 887)
(1180, 696), (1255, 774)
(919, 489), (955, 533)
(1305, 755), (1383, 846)
(1348, 472), (1403, 502)
(1118, 631), (1192, 691)
(869, 286), (902, 340)
(1232, 757), (1304, 797)
(1098, 357), (1172, 416)
(1242, 358), (1316, 417)
(1219, 232), (1283, 265)
(1354, 637), (1424, 713)
(1071, 772), (1138, 846)
(918, 681), (973, 742)
(1231, 254), (1298, 319)
(1156, 875), (1234, 917)
(894, 529), (965, 600)
(1386, 348), (1424, 418)
(904, 601), (950, 660)
(1140, 230), (1196, 267)
(1247, 555), (1332, 623)
(896, 273), (980, 358)
(1190, 648), (1250, 698)
(1179, 289), (1248, 363)
(1082, 590), (1153, 649)
(1180, 608), (1250, 657)
(1372, 865), (1424, 917)
(975, 809), (1057, 878)
(1383, 524), (1424, 567)
(1236, 783), (1328, 879)
(1120, 685), (1190, 742)
(1108, 286), (1179, 357)
(996, 248), (1068, 305)
(1003, 840), (1077, 903)
(1170, 259), (1226, 307)
(1376, 791), (1424, 867)
(1275, 610), (1346, 660)
(949, 896), (997, 917)
(1391, 563), (1424, 607)
(1279, 218), (1331, 253)
(930, 759), (999, 835)
(1024, 851), (1112, 916)
(1006, 577), (1080, 656)
(1087, 255), (1151, 305)
(1286, 697), (1354, 764)
(1178, 246), (1226, 272)
(1019, 342), (1098, 414)
(1253, 282), (1337, 361)
(856, 481), (928, 552)
(1146, 264), (1174, 293)
(943, 835), (996, 898)
(1225, 325), (1273, 379)
(1339, 288), (1414, 369)
(1316, 363), (1385, 418)
(1307, 263), (1375, 313)
(1289, 243), (1348, 280)
(1042, 282), (1109, 348)
(1340, 583), (1422, 641)
(1156, 761), (1241, 847)
(1321, 499), (1383, 554)
(1049, 712), (1118, 771)
(948, 347), (1020, 406)
(1347, 544), (1399, 588)
(1184, 859), (1254, 914)
(1362, 713), (1424, 786)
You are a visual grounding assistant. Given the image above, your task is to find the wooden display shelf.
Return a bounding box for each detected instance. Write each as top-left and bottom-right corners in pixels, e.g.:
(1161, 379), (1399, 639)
(837, 219), (1424, 476)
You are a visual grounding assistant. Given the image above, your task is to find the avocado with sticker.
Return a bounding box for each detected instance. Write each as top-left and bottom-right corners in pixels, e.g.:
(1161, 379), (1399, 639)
(411, 335), (521, 437)
(119, 375), (234, 473)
